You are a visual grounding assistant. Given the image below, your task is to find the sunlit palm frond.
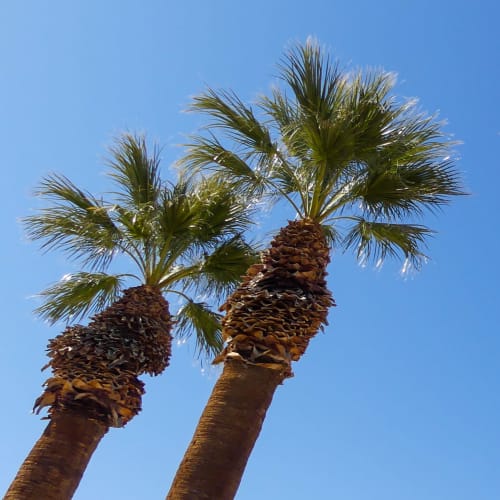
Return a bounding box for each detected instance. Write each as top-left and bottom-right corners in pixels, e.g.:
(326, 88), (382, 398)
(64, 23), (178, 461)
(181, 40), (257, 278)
(190, 88), (275, 157)
(175, 300), (224, 357)
(35, 272), (128, 324)
(183, 135), (254, 179)
(327, 112), (463, 220)
(182, 134), (270, 203)
(190, 176), (255, 242)
(107, 134), (162, 208)
(154, 179), (198, 245)
(278, 39), (344, 121)
(342, 218), (433, 268)
(183, 236), (258, 296)
(320, 224), (341, 247)
(356, 160), (462, 220)
(115, 204), (156, 241)
(24, 173), (122, 270)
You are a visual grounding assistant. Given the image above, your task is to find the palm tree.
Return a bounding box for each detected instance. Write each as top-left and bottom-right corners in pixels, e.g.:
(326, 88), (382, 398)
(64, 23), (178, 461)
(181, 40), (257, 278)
(5, 134), (257, 500)
(166, 40), (464, 499)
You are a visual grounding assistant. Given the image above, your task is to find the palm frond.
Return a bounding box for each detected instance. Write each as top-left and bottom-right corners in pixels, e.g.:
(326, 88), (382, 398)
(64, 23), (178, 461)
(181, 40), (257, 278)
(23, 173), (122, 270)
(190, 176), (256, 242)
(190, 88), (275, 157)
(328, 112), (464, 219)
(115, 204), (156, 241)
(279, 38), (344, 121)
(320, 224), (341, 247)
(35, 272), (128, 324)
(107, 134), (162, 208)
(182, 236), (258, 296)
(181, 134), (269, 201)
(175, 300), (224, 357)
(155, 177), (206, 248)
(342, 218), (433, 269)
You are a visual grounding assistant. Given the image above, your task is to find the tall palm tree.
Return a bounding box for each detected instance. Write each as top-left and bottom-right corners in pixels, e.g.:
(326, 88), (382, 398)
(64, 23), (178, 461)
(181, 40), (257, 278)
(167, 40), (464, 499)
(5, 134), (257, 500)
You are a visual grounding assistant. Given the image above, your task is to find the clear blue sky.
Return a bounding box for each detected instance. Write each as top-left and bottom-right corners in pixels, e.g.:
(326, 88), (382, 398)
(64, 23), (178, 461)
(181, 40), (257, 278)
(1, 1), (498, 499)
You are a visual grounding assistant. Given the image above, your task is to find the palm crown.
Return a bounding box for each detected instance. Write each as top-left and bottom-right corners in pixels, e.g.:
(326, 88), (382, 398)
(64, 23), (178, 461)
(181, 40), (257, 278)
(182, 40), (463, 269)
(24, 134), (257, 355)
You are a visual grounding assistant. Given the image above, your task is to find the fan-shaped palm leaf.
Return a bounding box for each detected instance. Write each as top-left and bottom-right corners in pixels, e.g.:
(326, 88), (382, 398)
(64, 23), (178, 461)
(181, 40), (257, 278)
(34, 272), (129, 324)
(175, 300), (224, 357)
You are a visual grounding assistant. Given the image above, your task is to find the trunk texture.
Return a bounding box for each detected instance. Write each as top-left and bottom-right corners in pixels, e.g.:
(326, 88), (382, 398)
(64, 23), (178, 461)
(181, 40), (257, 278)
(167, 359), (285, 500)
(4, 410), (108, 500)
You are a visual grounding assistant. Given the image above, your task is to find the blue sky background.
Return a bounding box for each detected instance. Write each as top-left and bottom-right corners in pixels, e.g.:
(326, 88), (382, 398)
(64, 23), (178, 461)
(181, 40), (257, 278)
(1, 1), (498, 499)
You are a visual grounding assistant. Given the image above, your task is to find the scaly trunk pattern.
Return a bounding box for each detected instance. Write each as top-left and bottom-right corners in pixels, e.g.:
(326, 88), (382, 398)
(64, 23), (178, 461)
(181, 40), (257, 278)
(167, 219), (334, 499)
(4, 410), (108, 500)
(167, 360), (284, 500)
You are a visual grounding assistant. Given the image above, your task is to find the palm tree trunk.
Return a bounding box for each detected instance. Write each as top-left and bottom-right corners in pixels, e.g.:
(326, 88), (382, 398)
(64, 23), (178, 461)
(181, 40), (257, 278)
(4, 409), (108, 500)
(167, 359), (285, 500)
(167, 219), (334, 499)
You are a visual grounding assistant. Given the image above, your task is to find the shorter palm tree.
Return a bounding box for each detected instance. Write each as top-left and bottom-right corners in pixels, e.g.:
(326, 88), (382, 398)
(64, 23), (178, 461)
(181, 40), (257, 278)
(167, 40), (464, 499)
(5, 134), (257, 500)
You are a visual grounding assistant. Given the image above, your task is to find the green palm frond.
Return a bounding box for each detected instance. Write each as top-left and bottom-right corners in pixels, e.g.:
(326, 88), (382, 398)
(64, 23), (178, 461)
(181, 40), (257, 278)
(155, 179), (197, 244)
(35, 272), (128, 324)
(355, 160), (461, 219)
(152, 175), (256, 280)
(182, 135), (269, 201)
(178, 236), (259, 296)
(175, 300), (224, 357)
(191, 176), (255, 242)
(115, 204), (156, 241)
(320, 224), (341, 246)
(107, 133), (162, 208)
(278, 40), (345, 120)
(190, 88), (275, 157)
(342, 218), (433, 268)
(24, 173), (122, 270)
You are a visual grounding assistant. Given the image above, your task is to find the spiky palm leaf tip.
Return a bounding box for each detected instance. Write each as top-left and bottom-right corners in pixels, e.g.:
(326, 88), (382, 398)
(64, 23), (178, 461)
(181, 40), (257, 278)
(184, 39), (464, 374)
(26, 134), (258, 426)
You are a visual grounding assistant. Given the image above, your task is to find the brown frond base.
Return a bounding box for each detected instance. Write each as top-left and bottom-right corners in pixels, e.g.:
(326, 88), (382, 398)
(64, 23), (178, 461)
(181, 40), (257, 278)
(33, 366), (144, 428)
(34, 285), (173, 427)
(88, 285), (173, 376)
(215, 219), (335, 377)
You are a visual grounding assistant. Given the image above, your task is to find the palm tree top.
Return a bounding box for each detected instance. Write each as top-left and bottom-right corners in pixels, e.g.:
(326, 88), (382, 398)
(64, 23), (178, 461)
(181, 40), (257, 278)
(24, 134), (257, 355)
(182, 39), (464, 269)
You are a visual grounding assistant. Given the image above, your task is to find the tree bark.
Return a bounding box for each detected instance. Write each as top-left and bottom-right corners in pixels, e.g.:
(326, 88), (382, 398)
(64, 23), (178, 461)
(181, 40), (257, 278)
(166, 359), (285, 500)
(4, 410), (108, 500)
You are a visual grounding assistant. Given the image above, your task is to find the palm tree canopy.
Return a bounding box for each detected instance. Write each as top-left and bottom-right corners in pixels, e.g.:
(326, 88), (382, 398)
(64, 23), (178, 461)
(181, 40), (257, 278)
(182, 40), (464, 269)
(24, 134), (258, 356)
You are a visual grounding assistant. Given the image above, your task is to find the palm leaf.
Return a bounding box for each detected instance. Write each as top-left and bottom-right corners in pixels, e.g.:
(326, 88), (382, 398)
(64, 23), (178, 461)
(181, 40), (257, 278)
(35, 272), (128, 324)
(24, 173), (122, 270)
(107, 134), (162, 208)
(175, 300), (224, 357)
(191, 176), (255, 241)
(278, 39), (344, 120)
(190, 88), (275, 157)
(343, 218), (433, 268)
(181, 135), (268, 200)
(181, 236), (258, 296)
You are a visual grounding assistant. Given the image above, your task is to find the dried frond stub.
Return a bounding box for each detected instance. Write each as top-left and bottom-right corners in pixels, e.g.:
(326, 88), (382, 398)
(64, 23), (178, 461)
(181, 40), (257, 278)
(34, 285), (173, 427)
(216, 219), (335, 377)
